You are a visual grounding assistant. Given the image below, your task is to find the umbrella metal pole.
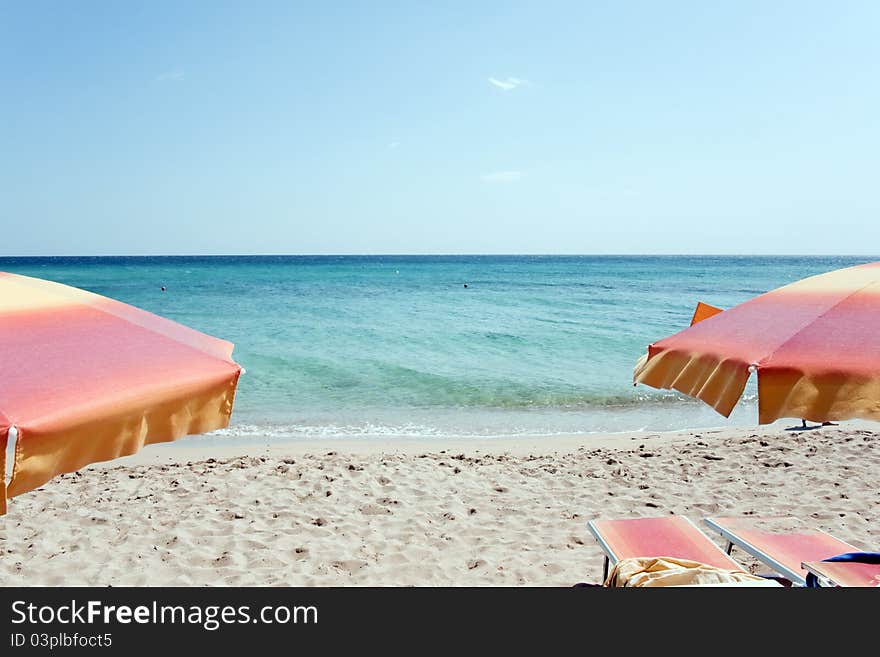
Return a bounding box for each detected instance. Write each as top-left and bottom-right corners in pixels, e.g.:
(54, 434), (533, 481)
(4, 425), (16, 484)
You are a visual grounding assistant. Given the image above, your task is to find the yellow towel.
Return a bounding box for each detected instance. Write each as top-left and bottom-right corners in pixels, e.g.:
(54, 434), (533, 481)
(605, 556), (773, 587)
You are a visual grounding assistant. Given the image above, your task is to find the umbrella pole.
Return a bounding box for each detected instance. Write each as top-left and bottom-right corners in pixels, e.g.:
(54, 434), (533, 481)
(1, 425), (16, 515)
(4, 426), (15, 481)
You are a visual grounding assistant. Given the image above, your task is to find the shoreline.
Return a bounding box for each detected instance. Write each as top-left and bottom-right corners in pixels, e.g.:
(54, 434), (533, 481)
(106, 427), (711, 465)
(93, 420), (875, 465)
(3, 424), (877, 586)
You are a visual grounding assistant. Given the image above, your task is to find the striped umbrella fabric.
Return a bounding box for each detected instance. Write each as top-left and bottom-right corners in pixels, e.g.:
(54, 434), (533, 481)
(634, 261), (880, 425)
(0, 272), (242, 514)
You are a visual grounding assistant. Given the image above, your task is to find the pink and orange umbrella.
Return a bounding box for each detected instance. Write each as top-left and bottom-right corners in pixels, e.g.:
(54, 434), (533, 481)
(0, 272), (242, 514)
(634, 261), (880, 425)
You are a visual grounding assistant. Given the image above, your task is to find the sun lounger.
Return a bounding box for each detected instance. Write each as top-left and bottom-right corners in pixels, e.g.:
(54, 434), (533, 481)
(587, 516), (745, 582)
(703, 516), (861, 586)
(802, 555), (880, 587)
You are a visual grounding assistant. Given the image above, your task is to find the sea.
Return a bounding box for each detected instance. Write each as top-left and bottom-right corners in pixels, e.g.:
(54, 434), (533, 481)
(2, 255), (875, 441)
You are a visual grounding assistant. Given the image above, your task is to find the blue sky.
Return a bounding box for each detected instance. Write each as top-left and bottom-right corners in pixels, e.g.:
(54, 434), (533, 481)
(2, 1), (879, 255)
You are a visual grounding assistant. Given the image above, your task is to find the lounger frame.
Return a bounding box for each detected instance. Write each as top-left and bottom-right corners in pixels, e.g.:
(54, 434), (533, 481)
(588, 516), (739, 582)
(703, 517), (857, 587)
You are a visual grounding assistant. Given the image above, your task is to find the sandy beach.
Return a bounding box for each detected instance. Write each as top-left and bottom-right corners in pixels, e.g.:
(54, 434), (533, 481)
(2, 425), (876, 586)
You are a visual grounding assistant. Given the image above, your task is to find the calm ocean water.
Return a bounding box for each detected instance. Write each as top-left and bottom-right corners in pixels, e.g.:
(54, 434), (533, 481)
(3, 255), (876, 439)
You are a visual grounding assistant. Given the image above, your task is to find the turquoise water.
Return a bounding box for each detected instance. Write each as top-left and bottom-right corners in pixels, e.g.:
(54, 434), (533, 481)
(2, 255), (876, 438)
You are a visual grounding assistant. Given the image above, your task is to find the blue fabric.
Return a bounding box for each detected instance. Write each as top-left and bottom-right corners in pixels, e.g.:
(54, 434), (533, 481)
(805, 552), (880, 587)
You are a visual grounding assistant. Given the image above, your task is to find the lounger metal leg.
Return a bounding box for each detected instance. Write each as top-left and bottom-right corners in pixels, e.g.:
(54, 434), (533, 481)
(602, 556), (609, 582)
(726, 541), (733, 555)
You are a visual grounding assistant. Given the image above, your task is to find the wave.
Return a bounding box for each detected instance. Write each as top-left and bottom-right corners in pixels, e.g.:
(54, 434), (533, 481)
(207, 402), (762, 441)
(211, 422), (628, 441)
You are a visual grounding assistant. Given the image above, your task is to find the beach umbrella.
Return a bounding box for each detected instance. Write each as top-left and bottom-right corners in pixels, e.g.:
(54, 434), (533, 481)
(633, 261), (880, 425)
(0, 272), (242, 514)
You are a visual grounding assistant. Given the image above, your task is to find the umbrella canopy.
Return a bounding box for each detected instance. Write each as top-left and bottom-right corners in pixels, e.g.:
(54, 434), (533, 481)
(634, 261), (880, 425)
(0, 272), (242, 514)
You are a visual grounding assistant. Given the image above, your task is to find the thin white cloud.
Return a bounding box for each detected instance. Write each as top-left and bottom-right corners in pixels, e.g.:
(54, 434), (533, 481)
(481, 171), (522, 183)
(156, 70), (185, 82)
(488, 76), (527, 91)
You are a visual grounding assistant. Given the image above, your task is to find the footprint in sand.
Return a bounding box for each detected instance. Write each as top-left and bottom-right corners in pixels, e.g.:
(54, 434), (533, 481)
(360, 504), (392, 516)
(214, 552), (233, 567)
(330, 560), (367, 574)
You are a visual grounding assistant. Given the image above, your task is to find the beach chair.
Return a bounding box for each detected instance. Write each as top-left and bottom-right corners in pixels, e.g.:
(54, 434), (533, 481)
(802, 556), (880, 587)
(587, 516), (748, 583)
(703, 516), (862, 587)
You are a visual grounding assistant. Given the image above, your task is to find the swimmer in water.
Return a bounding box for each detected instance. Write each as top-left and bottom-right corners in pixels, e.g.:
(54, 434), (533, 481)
(161, 286), (166, 292)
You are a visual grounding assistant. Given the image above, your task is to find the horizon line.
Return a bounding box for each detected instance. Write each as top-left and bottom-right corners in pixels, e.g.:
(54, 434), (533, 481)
(1, 253), (879, 259)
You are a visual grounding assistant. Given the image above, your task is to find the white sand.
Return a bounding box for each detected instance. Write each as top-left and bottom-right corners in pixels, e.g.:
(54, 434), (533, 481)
(1, 425), (877, 586)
